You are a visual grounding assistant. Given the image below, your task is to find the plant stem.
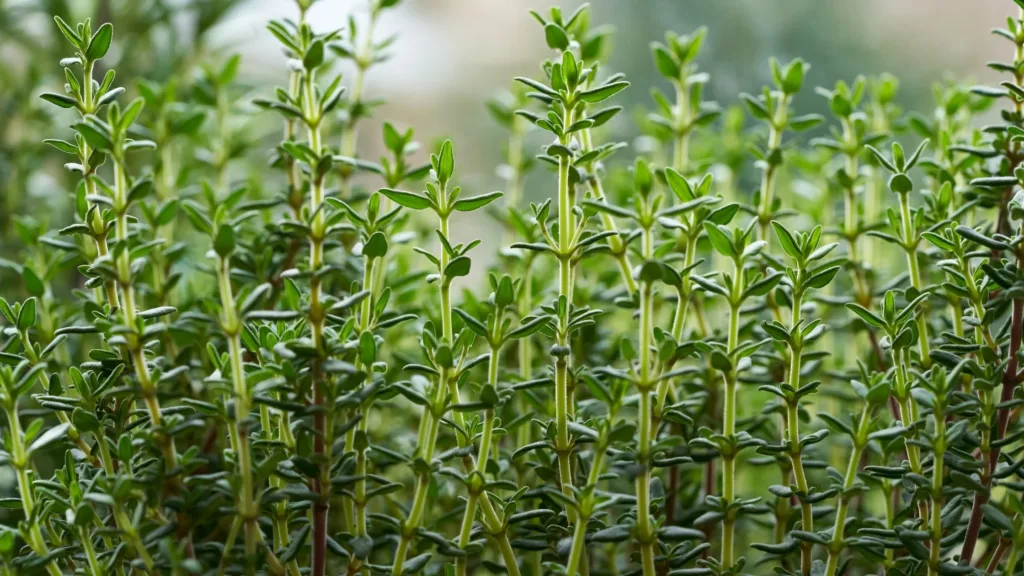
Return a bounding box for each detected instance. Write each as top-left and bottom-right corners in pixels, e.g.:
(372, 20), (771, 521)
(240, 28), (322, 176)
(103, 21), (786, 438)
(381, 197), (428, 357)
(4, 403), (63, 576)
(580, 126), (636, 294)
(339, 8), (377, 198)
(756, 97), (787, 243)
(80, 58), (121, 311)
(672, 78), (691, 175)
(785, 289), (813, 575)
(722, 370), (737, 569)
(721, 257), (743, 569)
(897, 191), (931, 366)
(823, 404), (870, 576)
(217, 254), (259, 569)
(927, 405), (946, 576)
(301, 55), (331, 576)
(635, 218), (656, 575)
(112, 156), (179, 480)
(455, 343), (502, 576)
(565, 440), (608, 575)
(554, 106), (578, 516)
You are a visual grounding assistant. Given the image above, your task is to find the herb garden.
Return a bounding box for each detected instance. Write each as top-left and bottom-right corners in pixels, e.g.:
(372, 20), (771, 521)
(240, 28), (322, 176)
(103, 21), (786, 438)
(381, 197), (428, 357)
(2, 0), (1024, 574)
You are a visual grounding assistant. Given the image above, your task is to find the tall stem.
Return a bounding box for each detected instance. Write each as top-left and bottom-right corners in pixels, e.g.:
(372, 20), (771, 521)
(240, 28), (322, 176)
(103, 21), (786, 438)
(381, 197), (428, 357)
(785, 289), (813, 575)
(823, 404), (870, 576)
(113, 156), (179, 477)
(554, 106), (577, 514)
(4, 404), (63, 576)
(635, 221), (656, 575)
(339, 9), (377, 198)
(217, 255), (259, 567)
(898, 192), (930, 365)
(927, 407), (946, 576)
(756, 98), (787, 243)
(455, 345), (502, 576)
(580, 126), (636, 294)
(302, 59), (330, 576)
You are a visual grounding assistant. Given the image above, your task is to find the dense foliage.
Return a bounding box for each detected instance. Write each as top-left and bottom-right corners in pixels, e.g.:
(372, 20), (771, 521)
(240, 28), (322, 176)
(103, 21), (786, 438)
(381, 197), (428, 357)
(2, 0), (1024, 575)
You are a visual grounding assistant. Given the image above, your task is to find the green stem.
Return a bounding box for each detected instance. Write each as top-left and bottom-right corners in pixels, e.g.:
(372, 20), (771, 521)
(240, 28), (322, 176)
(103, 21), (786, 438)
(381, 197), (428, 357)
(580, 126), (636, 295)
(113, 155), (179, 479)
(455, 345), (501, 574)
(4, 404), (62, 576)
(786, 290), (813, 575)
(217, 256), (259, 567)
(721, 371), (737, 570)
(898, 192), (930, 366)
(823, 404), (870, 576)
(79, 525), (106, 576)
(928, 409), (946, 576)
(554, 106), (578, 517)
(565, 441), (607, 575)
(391, 368), (446, 575)
(757, 99), (787, 242)
(720, 257), (744, 570)
(1006, 546), (1020, 576)
(636, 220), (656, 575)
(339, 8), (377, 197)
(893, 348), (923, 474)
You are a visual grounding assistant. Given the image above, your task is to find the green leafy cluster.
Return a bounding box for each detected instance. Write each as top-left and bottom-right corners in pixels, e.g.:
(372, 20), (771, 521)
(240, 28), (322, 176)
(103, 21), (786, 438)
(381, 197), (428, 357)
(3, 2), (1024, 576)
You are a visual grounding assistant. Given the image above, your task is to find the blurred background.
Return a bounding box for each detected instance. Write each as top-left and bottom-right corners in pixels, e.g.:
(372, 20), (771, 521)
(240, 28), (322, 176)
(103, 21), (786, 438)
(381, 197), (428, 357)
(0, 0), (1014, 273)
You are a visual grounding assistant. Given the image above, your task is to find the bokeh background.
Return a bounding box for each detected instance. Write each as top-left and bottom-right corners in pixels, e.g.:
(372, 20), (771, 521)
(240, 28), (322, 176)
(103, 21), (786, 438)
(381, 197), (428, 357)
(0, 0), (1013, 276)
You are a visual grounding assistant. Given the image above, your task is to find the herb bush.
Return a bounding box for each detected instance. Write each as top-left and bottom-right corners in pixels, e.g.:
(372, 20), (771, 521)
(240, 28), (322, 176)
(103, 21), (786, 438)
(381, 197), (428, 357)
(2, 0), (1024, 574)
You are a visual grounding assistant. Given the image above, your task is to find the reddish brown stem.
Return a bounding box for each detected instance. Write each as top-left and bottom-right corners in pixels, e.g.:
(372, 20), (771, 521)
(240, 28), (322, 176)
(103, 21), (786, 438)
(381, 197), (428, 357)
(960, 298), (1022, 565)
(984, 539), (1009, 572)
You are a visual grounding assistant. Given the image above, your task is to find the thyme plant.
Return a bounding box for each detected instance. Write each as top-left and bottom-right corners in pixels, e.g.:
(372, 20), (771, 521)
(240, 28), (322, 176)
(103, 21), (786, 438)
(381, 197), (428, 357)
(4, 1), (1024, 576)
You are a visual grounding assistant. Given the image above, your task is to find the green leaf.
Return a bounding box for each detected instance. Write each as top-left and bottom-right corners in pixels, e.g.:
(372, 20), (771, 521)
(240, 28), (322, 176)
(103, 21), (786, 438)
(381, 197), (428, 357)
(804, 266), (841, 290)
(703, 222), (735, 257)
(23, 267), (45, 298)
(789, 114), (824, 131)
(664, 168), (694, 202)
(888, 173), (914, 194)
(214, 224), (235, 258)
(40, 92), (78, 109)
(453, 191), (503, 212)
(444, 256), (471, 279)
(138, 306), (176, 319)
(86, 23), (113, 61)
(71, 407), (101, 433)
(922, 231), (955, 252)
(651, 43), (680, 79)
(53, 16), (83, 47)
(639, 261), (663, 284)
(707, 203), (739, 225)
(27, 423), (70, 454)
(544, 24), (569, 50)
(17, 297), (36, 331)
(437, 139), (455, 183)
(578, 81), (629, 103)
(379, 188), (433, 211)
(43, 139), (79, 155)
(955, 225), (1009, 251)
(845, 303), (885, 328)
(304, 39), (325, 69)
(781, 58), (806, 94)
(363, 232), (389, 259)
(73, 122), (113, 150)
(359, 331), (376, 366)
(770, 221), (801, 259)
(507, 316), (550, 340)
